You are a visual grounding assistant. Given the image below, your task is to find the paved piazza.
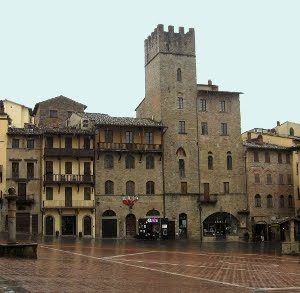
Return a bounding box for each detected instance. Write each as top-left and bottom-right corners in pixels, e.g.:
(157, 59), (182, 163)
(0, 238), (299, 292)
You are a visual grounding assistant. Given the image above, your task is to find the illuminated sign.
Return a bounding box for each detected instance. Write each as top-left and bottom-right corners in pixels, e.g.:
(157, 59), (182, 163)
(146, 218), (159, 223)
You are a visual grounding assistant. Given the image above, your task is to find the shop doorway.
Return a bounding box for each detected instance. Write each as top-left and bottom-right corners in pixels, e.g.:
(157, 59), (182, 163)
(16, 213), (30, 233)
(45, 215), (54, 235)
(179, 213), (187, 239)
(62, 216), (76, 236)
(102, 210), (117, 238)
(126, 214), (136, 237)
(253, 223), (267, 242)
(83, 216), (92, 236)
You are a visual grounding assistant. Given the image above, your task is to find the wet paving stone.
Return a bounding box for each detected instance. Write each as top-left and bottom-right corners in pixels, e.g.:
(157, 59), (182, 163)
(0, 237), (299, 292)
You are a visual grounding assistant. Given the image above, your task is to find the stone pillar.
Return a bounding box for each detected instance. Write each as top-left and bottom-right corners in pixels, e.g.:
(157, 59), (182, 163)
(290, 220), (295, 243)
(5, 195), (18, 244)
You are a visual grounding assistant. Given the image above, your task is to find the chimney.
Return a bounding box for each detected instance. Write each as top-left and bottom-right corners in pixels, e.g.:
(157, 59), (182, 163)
(277, 121), (280, 126)
(208, 79), (212, 86)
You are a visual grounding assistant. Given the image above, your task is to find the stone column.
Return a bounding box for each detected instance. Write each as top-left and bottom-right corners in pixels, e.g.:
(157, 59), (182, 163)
(5, 195), (18, 244)
(290, 220), (295, 243)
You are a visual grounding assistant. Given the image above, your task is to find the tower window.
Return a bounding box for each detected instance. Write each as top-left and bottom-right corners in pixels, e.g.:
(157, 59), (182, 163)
(177, 97), (184, 109)
(227, 152), (232, 170)
(126, 131), (133, 144)
(179, 159), (185, 177)
(200, 99), (207, 112)
(289, 128), (295, 136)
(178, 121), (186, 134)
(201, 122), (208, 135)
(177, 68), (182, 82)
(208, 152), (213, 170)
(223, 182), (229, 194)
(221, 123), (228, 135)
(220, 100), (226, 112)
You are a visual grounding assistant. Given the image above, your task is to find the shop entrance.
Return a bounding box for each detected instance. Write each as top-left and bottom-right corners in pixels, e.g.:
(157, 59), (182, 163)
(253, 223), (267, 241)
(62, 216), (76, 236)
(102, 210), (117, 238)
(126, 214), (136, 237)
(83, 216), (92, 236)
(179, 213), (187, 239)
(45, 215), (54, 235)
(16, 213), (30, 233)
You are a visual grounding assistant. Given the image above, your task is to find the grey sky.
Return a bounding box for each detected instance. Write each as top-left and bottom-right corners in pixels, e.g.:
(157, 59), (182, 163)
(1, 0), (299, 132)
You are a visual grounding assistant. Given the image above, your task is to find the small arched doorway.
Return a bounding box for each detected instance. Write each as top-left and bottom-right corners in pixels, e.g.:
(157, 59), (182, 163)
(102, 210), (117, 238)
(83, 216), (92, 236)
(45, 215), (54, 236)
(126, 214), (136, 237)
(179, 213), (187, 239)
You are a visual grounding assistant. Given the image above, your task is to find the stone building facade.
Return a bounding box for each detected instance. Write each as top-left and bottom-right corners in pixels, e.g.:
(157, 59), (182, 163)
(0, 25), (298, 241)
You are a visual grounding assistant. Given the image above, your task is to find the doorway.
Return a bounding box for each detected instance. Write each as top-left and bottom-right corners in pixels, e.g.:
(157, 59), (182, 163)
(102, 210), (117, 238)
(83, 216), (92, 236)
(62, 216), (76, 236)
(126, 214), (136, 237)
(179, 213), (187, 239)
(45, 215), (54, 235)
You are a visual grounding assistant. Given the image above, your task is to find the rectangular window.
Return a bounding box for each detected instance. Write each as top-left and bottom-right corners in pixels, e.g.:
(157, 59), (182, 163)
(254, 151), (259, 162)
(200, 99), (207, 112)
(145, 132), (153, 144)
(266, 174), (272, 184)
(12, 162), (19, 179)
(45, 137), (53, 148)
(265, 151), (270, 163)
(82, 119), (89, 128)
(126, 131), (133, 143)
(84, 187), (91, 200)
(279, 174), (284, 185)
(201, 122), (208, 135)
(18, 183), (26, 197)
(203, 183), (209, 196)
(287, 174), (292, 185)
(286, 153), (291, 164)
(27, 162), (34, 179)
(83, 137), (90, 149)
(46, 187), (53, 200)
(177, 97), (184, 109)
(221, 123), (228, 135)
(220, 100), (226, 112)
(12, 139), (19, 149)
(27, 139), (34, 149)
(84, 162), (91, 175)
(223, 182), (229, 194)
(65, 137), (72, 149)
(65, 162), (72, 174)
(179, 159), (185, 177)
(105, 130), (113, 143)
(278, 153), (282, 164)
(49, 110), (58, 118)
(181, 182), (187, 194)
(254, 174), (260, 183)
(178, 121), (186, 134)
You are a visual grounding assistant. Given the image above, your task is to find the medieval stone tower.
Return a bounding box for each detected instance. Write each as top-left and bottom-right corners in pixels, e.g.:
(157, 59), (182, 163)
(139, 25), (200, 195)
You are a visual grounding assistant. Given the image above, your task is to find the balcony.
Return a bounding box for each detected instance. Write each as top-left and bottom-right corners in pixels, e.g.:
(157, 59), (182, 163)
(44, 174), (94, 185)
(16, 194), (35, 205)
(44, 148), (94, 158)
(198, 194), (218, 204)
(42, 200), (95, 209)
(97, 142), (162, 153)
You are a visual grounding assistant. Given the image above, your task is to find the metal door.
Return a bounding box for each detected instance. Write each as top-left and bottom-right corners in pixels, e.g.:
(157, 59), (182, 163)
(126, 214), (136, 237)
(102, 219), (117, 238)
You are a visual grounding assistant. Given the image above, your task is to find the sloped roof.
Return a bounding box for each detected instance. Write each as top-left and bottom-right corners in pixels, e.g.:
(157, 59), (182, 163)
(32, 95), (87, 115)
(81, 112), (163, 128)
(243, 141), (289, 150)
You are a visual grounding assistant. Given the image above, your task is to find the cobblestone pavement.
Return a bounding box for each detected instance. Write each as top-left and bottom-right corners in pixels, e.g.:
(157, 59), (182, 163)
(0, 238), (300, 292)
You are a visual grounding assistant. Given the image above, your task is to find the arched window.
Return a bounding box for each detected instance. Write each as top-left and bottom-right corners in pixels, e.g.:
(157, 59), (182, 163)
(208, 152), (213, 170)
(227, 151), (232, 170)
(254, 174), (260, 183)
(105, 180), (114, 195)
(146, 155), (154, 169)
(146, 181), (155, 195)
(176, 147), (186, 157)
(126, 181), (135, 195)
(104, 154), (114, 169)
(146, 209), (160, 216)
(125, 155), (135, 169)
(102, 210), (116, 217)
(288, 195), (294, 207)
(290, 127), (295, 136)
(255, 194), (261, 207)
(177, 68), (182, 82)
(266, 173), (272, 184)
(279, 195), (285, 208)
(267, 194), (273, 208)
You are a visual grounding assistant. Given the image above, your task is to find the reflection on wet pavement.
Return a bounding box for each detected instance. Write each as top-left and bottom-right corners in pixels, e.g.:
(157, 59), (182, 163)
(0, 235), (300, 292)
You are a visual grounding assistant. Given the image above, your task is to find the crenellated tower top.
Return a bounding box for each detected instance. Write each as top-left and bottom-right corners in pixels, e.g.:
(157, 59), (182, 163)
(144, 24), (195, 65)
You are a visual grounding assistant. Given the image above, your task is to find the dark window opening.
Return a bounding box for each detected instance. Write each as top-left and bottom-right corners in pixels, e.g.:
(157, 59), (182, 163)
(179, 159), (185, 177)
(49, 110), (58, 118)
(181, 182), (187, 194)
(146, 181), (155, 195)
(27, 162), (34, 179)
(105, 181), (114, 195)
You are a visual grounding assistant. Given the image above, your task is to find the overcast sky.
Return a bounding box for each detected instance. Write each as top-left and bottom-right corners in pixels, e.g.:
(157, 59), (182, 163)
(0, 0), (299, 132)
